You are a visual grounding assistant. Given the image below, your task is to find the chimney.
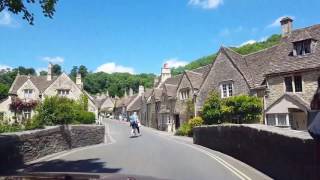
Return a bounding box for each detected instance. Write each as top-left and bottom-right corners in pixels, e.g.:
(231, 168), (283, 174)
(47, 63), (52, 81)
(138, 85), (145, 96)
(124, 89), (128, 97)
(280, 17), (293, 36)
(106, 90), (109, 97)
(129, 88), (133, 96)
(160, 63), (171, 84)
(76, 73), (83, 89)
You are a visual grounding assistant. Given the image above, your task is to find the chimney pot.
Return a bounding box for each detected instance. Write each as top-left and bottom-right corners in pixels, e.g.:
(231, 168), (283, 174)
(280, 17), (293, 36)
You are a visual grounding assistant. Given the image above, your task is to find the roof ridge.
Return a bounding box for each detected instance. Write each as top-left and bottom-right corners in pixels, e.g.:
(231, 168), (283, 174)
(243, 44), (280, 57)
(291, 23), (320, 34)
(186, 70), (203, 75)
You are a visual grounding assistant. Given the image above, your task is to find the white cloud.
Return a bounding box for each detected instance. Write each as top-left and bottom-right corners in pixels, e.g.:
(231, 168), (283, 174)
(188, 0), (223, 9)
(0, 11), (18, 27)
(239, 40), (256, 46)
(0, 64), (12, 71)
(95, 62), (135, 74)
(164, 58), (188, 68)
(268, 15), (295, 28)
(42, 56), (64, 64)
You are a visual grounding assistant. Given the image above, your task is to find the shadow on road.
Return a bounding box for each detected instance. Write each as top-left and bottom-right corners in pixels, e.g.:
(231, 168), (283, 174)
(23, 158), (121, 174)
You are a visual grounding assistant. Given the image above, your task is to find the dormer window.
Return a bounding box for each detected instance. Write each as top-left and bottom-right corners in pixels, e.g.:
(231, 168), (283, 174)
(24, 89), (33, 98)
(293, 39), (311, 56)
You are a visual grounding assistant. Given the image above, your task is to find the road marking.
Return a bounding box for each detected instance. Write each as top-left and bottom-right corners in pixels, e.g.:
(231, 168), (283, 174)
(153, 132), (252, 180)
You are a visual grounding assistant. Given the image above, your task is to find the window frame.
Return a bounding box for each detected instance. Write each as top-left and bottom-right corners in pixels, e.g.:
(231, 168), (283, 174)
(220, 82), (233, 98)
(180, 88), (190, 100)
(266, 113), (290, 127)
(57, 89), (70, 96)
(23, 109), (32, 120)
(293, 39), (312, 56)
(284, 75), (303, 93)
(23, 89), (33, 98)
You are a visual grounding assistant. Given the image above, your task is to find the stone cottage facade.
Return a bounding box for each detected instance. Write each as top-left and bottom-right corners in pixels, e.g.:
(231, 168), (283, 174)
(0, 63), (98, 123)
(134, 17), (320, 132)
(263, 18), (320, 130)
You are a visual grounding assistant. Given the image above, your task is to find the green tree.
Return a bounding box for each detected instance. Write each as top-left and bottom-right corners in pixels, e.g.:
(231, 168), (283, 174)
(0, 83), (9, 100)
(78, 65), (88, 78)
(52, 64), (62, 76)
(69, 66), (78, 81)
(201, 91), (222, 125)
(0, 0), (58, 25)
(39, 71), (47, 76)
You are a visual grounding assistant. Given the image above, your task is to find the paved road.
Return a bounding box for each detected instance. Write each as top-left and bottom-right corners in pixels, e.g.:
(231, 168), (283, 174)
(23, 119), (271, 180)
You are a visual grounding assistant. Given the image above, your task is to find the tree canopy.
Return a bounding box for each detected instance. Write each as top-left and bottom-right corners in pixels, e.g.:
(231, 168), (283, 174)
(52, 64), (61, 76)
(0, 0), (58, 25)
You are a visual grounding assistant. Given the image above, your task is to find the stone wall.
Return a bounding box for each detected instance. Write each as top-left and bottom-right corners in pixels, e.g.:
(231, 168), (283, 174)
(0, 125), (105, 172)
(266, 70), (320, 108)
(193, 124), (320, 180)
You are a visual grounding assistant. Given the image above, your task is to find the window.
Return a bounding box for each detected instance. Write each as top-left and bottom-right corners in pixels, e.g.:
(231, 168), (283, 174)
(220, 83), (233, 98)
(284, 77), (293, 92)
(57, 89), (70, 96)
(318, 77), (320, 88)
(284, 75), (302, 93)
(23, 109), (31, 119)
(277, 114), (287, 126)
(293, 39), (311, 56)
(266, 114), (276, 126)
(294, 76), (302, 92)
(180, 89), (190, 100)
(24, 89), (33, 98)
(266, 114), (290, 126)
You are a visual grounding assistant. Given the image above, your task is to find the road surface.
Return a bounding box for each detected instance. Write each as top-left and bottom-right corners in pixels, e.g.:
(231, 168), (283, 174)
(23, 119), (271, 180)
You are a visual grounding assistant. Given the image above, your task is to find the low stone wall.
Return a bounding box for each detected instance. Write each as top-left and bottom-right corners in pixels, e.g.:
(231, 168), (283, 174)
(0, 125), (105, 172)
(193, 124), (320, 180)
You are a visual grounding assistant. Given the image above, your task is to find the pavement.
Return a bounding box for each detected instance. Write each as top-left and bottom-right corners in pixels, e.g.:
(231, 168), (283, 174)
(21, 119), (272, 180)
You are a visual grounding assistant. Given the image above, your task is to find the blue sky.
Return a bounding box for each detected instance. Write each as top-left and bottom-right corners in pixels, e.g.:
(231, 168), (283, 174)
(0, 0), (320, 74)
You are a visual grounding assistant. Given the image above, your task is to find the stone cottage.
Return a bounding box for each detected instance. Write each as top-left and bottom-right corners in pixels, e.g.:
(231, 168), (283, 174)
(197, 17), (320, 130)
(0, 63), (98, 123)
(263, 17), (320, 130)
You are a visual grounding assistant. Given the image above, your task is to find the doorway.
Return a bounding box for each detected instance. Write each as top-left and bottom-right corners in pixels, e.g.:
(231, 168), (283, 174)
(175, 114), (180, 129)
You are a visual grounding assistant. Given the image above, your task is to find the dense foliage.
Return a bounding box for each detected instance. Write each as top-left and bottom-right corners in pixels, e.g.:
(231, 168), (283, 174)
(175, 116), (204, 136)
(172, 34), (281, 75)
(0, 0), (58, 25)
(34, 96), (95, 126)
(84, 72), (156, 97)
(201, 92), (263, 125)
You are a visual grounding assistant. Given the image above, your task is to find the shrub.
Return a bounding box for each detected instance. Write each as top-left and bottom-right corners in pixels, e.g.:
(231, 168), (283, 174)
(35, 96), (96, 126)
(0, 122), (23, 133)
(175, 122), (192, 136)
(201, 91), (222, 125)
(76, 111), (96, 124)
(222, 95), (262, 123)
(201, 91), (262, 124)
(24, 115), (44, 130)
(188, 116), (203, 128)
